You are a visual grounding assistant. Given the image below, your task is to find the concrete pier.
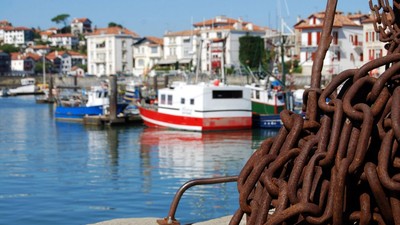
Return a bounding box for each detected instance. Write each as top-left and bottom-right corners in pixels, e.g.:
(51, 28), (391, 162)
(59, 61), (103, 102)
(89, 215), (246, 225)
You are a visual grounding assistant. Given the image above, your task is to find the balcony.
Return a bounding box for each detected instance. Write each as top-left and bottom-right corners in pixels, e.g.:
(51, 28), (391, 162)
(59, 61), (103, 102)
(353, 42), (363, 54)
(93, 58), (106, 63)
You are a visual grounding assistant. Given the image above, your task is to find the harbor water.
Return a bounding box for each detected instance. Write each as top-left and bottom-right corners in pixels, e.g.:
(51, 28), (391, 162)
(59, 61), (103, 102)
(0, 95), (278, 225)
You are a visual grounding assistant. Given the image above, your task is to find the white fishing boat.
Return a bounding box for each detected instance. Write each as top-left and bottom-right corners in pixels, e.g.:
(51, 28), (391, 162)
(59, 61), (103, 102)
(138, 80), (252, 131)
(8, 78), (39, 95)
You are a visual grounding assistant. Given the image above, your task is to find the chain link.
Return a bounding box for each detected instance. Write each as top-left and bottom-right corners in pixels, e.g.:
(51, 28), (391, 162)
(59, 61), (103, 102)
(230, 1), (400, 224)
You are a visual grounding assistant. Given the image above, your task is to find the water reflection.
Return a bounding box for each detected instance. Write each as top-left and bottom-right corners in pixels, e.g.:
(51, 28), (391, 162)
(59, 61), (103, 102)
(139, 128), (255, 179)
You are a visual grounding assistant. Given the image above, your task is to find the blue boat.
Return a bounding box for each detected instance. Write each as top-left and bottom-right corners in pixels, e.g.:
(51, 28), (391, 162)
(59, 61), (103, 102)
(246, 80), (304, 129)
(252, 113), (283, 129)
(55, 86), (128, 122)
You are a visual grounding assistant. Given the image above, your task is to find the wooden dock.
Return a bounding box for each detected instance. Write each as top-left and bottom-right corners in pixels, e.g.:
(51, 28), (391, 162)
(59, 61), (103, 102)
(83, 114), (142, 126)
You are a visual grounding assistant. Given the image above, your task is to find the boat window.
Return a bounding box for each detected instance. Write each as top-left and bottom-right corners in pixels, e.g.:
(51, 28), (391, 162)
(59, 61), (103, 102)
(104, 91), (108, 98)
(256, 91), (260, 100)
(212, 90), (243, 99)
(160, 94), (166, 104)
(190, 99), (194, 105)
(181, 98), (185, 104)
(168, 95), (173, 105)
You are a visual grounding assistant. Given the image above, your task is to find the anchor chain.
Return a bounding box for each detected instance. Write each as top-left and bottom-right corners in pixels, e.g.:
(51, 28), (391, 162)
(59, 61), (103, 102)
(230, 1), (400, 224)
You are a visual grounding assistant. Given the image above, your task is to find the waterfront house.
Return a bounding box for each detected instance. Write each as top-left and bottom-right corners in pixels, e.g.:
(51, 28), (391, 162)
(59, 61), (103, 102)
(294, 11), (368, 85)
(10, 52), (42, 76)
(362, 14), (387, 76)
(162, 15), (270, 75)
(132, 36), (164, 76)
(162, 30), (200, 72)
(86, 27), (140, 76)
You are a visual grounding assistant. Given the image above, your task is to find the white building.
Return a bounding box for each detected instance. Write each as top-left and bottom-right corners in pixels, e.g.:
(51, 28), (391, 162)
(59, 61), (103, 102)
(162, 30), (200, 71)
(47, 50), (87, 75)
(10, 52), (41, 75)
(86, 27), (140, 76)
(194, 16), (267, 74)
(362, 15), (387, 76)
(40, 28), (58, 42)
(2, 26), (34, 46)
(70, 18), (92, 36)
(162, 16), (269, 75)
(0, 20), (12, 44)
(48, 33), (79, 49)
(132, 36), (164, 76)
(25, 45), (51, 56)
(294, 12), (367, 85)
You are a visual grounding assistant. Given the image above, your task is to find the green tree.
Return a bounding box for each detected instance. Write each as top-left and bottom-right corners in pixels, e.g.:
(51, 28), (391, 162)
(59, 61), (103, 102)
(34, 60), (52, 74)
(108, 22), (123, 28)
(239, 36), (266, 70)
(76, 64), (87, 72)
(51, 14), (70, 31)
(0, 44), (19, 53)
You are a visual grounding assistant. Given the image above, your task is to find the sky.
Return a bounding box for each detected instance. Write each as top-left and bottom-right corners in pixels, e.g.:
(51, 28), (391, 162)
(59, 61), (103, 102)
(1, 0), (372, 37)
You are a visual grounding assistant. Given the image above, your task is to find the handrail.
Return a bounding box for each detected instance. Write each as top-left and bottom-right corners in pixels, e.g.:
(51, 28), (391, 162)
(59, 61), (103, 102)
(157, 176), (238, 225)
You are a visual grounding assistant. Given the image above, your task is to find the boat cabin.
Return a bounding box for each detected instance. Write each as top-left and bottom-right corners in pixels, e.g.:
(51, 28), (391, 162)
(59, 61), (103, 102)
(157, 82), (251, 118)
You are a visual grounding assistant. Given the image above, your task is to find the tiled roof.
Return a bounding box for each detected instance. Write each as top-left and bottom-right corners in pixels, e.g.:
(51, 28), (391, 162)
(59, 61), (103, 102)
(40, 30), (55, 36)
(46, 50), (86, 60)
(10, 52), (42, 61)
(0, 20), (11, 27)
(88, 27), (139, 37)
(362, 13), (392, 24)
(24, 52), (42, 61)
(294, 11), (363, 29)
(3, 26), (31, 31)
(72, 18), (90, 23)
(0, 25), (13, 30)
(146, 36), (163, 45)
(164, 29), (201, 37)
(193, 17), (241, 27)
(49, 33), (75, 38)
(30, 45), (51, 50)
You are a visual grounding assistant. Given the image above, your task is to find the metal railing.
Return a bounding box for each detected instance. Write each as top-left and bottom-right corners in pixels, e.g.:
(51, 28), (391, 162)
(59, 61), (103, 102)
(157, 176), (238, 225)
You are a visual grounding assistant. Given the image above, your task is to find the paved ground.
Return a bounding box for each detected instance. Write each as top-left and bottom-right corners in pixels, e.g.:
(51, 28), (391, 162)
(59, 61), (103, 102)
(89, 215), (246, 225)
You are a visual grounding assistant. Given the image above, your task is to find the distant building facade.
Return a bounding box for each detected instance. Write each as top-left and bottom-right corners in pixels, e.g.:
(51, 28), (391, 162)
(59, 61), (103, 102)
(132, 36), (163, 76)
(71, 18), (92, 36)
(46, 50), (87, 75)
(362, 15), (387, 75)
(2, 26), (34, 46)
(86, 27), (140, 76)
(48, 33), (79, 49)
(162, 15), (270, 75)
(294, 11), (368, 85)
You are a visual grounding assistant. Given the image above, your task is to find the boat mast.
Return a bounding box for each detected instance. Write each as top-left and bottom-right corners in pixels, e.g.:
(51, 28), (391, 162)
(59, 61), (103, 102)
(221, 40), (225, 84)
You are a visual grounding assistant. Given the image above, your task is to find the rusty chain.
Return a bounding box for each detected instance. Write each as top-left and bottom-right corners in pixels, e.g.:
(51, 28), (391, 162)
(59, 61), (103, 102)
(230, 0), (400, 224)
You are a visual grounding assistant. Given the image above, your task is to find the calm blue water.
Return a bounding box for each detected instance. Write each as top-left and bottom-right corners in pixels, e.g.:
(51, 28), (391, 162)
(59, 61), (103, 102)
(0, 95), (277, 225)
